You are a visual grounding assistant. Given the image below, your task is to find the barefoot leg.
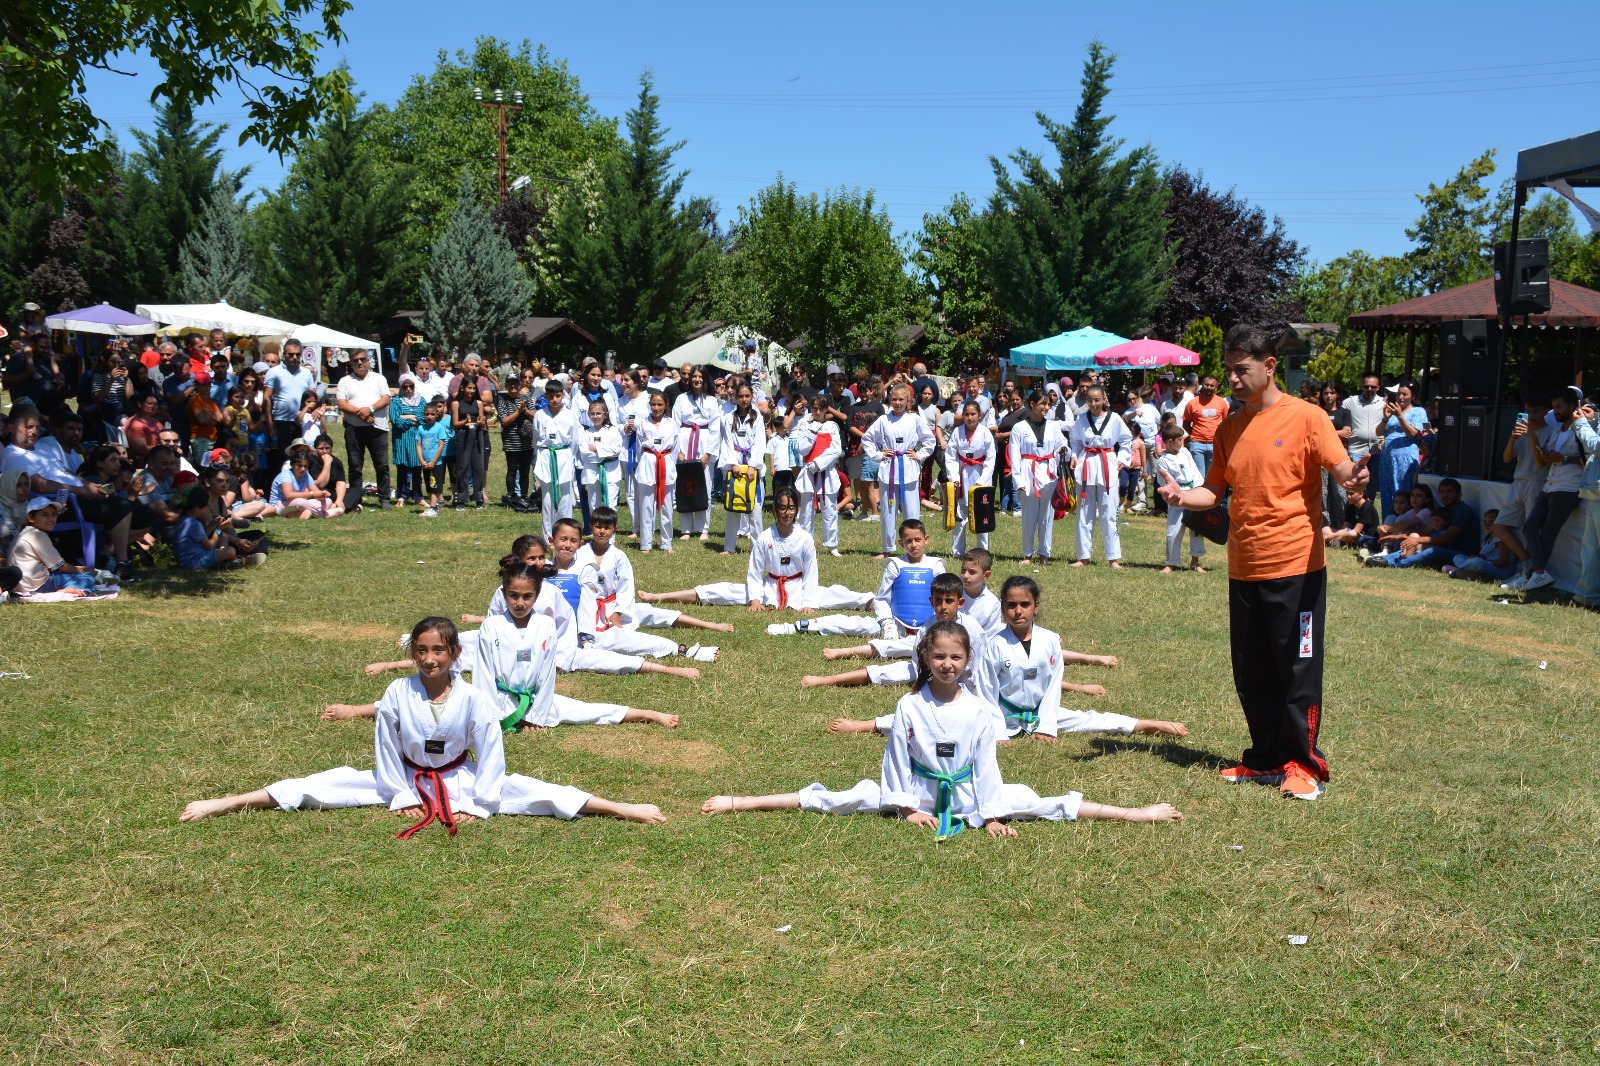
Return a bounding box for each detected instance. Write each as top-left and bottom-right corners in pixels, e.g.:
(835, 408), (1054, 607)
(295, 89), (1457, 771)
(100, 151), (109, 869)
(672, 615), (735, 634)
(827, 718), (879, 734)
(699, 792), (804, 815)
(321, 702), (377, 721)
(622, 708), (680, 728)
(822, 644), (872, 661)
(640, 590), (701, 604)
(639, 661), (701, 681)
(1077, 801), (1184, 823)
(1133, 719), (1189, 737)
(580, 797), (668, 824)
(180, 789), (279, 823)
(801, 669), (869, 688)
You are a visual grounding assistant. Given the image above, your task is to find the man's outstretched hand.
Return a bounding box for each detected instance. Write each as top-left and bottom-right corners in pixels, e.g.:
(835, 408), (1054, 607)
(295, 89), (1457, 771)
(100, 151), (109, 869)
(1156, 469), (1184, 507)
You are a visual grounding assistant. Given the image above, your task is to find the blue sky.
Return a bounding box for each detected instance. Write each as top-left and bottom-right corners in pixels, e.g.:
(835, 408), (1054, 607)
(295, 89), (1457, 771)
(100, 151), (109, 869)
(82, 0), (1600, 265)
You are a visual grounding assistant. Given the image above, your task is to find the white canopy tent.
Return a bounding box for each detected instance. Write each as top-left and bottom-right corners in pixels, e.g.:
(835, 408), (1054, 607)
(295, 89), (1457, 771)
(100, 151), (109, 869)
(658, 328), (792, 376)
(136, 301), (301, 337)
(291, 323), (378, 351)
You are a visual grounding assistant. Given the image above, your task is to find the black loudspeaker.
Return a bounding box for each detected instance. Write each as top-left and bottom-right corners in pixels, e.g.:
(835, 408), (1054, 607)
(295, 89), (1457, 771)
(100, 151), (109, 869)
(1435, 398), (1491, 479)
(1439, 319), (1497, 400)
(1494, 238), (1551, 316)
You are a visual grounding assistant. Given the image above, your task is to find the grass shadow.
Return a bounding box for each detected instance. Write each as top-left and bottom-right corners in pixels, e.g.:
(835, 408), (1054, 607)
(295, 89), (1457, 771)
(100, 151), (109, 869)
(122, 569), (240, 599)
(1067, 735), (1234, 771)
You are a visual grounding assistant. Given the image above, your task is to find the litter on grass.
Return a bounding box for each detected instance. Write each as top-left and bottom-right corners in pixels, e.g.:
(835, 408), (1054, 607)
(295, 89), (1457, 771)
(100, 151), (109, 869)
(1287, 935), (1308, 946)
(1227, 845), (1244, 851)
(1538, 660), (1549, 670)
(0, 672), (30, 680)
(775, 924), (792, 933)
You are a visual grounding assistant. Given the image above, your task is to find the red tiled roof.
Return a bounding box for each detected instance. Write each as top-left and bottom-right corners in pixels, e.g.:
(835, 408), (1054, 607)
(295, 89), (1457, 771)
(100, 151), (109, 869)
(1348, 278), (1600, 329)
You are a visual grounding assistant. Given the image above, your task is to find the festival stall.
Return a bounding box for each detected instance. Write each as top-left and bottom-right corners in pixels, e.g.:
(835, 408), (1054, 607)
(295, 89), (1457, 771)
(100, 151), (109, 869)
(44, 303), (160, 336)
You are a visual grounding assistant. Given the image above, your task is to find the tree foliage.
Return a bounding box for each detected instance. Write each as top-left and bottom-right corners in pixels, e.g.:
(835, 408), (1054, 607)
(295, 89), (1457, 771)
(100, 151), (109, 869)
(177, 184), (255, 308)
(253, 103), (412, 332)
(1179, 316), (1224, 385)
(977, 42), (1172, 340)
(714, 178), (913, 366)
(1153, 167), (1304, 338)
(1405, 150), (1497, 294)
(420, 173), (534, 354)
(911, 193), (1008, 372)
(366, 38), (618, 255)
(547, 74), (716, 361)
(1304, 339), (1353, 389)
(0, 0), (352, 196)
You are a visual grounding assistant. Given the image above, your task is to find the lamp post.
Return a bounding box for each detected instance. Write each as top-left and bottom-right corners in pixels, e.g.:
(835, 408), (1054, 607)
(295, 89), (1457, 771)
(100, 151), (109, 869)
(471, 86), (524, 202)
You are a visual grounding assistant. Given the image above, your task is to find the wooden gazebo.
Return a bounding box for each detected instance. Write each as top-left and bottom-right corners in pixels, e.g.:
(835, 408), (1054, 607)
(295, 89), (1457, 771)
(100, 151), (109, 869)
(1347, 277), (1600, 389)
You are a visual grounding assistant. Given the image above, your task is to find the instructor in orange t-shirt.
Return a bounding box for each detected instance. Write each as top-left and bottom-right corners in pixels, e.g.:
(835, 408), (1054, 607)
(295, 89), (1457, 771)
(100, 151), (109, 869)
(1157, 324), (1369, 802)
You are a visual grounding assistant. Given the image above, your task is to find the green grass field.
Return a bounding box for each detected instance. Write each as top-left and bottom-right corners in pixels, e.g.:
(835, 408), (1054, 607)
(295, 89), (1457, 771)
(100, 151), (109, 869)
(2, 500), (1596, 1064)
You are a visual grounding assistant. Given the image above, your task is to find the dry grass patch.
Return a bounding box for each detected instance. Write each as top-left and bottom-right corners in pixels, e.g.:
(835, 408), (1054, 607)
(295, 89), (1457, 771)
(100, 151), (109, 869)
(551, 730), (732, 773)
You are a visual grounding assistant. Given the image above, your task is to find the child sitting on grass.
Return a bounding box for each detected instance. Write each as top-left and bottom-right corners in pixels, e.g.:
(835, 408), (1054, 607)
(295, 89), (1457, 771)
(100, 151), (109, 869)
(175, 486), (264, 570)
(702, 620), (1183, 836)
(182, 616), (668, 831)
(7, 496), (116, 596)
(1445, 508), (1517, 582)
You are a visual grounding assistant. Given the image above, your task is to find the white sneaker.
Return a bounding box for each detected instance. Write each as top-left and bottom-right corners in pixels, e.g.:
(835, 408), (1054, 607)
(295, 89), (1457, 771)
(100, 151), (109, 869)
(685, 643), (720, 662)
(1357, 547), (1371, 561)
(420, 507), (439, 518)
(829, 548), (842, 557)
(1500, 573), (1528, 591)
(766, 622), (796, 636)
(865, 514), (880, 522)
(1522, 571), (1555, 592)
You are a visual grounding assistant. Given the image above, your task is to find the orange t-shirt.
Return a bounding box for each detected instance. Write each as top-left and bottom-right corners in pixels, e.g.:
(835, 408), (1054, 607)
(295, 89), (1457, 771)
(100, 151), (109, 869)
(1182, 395), (1227, 443)
(1203, 395), (1348, 581)
(188, 394), (222, 441)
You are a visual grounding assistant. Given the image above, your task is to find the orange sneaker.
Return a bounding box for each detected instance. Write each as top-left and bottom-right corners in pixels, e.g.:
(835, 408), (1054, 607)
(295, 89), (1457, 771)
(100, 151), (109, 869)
(1218, 763), (1286, 785)
(1280, 763), (1325, 801)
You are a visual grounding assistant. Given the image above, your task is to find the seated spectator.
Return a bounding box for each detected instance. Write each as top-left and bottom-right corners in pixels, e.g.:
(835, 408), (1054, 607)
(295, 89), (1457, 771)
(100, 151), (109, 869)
(0, 470), (27, 556)
(1445, 508), (1517, 583)
(35, 408), (86, 473)
(174, 486), (263, 570)
(3, 405), (134, 573)
(309, 436), (349, 513)
(1366, 477), (1478, 569)
(1375, 484), (1435, 541)
(7, 497), (112, 596)
(1325, 483), (1379, 550)
(154, 427), (198, 475)
(122, 393), (165, 464)
(270, 444), (340, 518)
(224, 449), (272, 522)
(131, 445), (183, 538)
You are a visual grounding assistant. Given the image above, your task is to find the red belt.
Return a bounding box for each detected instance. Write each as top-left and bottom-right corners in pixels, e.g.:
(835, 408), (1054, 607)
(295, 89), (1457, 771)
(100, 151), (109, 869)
(595, 591), (618, 632)
(766, 571), (801, 609)
(1022, 453), (1055, 497)
(396, 748), (470, 840)
(684, 423), (706, 461)
(1081, 446), (1114, 490)
(645, 448), (671, 505)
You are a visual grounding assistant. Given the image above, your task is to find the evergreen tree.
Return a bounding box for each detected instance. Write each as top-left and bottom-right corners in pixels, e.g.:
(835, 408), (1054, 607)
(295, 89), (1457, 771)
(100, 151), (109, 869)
(177, 184), (256, 307)
(253, 104), (412, 330)
(977, 42), (1173, 340)
(548, 73), (716, 361)
(123, 99), (241, 297)
(911, 193), (1009, 372)
(1179, 316), (1225, 386)
(420, 173), (534, 353)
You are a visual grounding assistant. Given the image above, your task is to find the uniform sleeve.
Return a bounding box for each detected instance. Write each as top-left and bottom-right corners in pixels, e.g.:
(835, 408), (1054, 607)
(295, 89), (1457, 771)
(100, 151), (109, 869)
(800, 535), (819, 603)
(874, 558), (897, 625)
(373, 683), (420, 810)
(1006, 430), (1025, 492)
(980, 428), (997, 482)
(877, 700), (921, 813)
(1112, 415), (1133, 468)
(970, 714), (1008, 824)
(861, 417), (885, 461)
(1034, 632), (1066, 737)
(972, 640), (1005, 737)
(615, 554), (637, 618)
(465, 694), (508, 814)
(596, 427), (623, 461)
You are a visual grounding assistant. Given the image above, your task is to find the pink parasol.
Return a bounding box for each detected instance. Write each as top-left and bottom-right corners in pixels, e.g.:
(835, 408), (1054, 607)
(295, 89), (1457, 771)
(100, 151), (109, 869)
(1093, 339), (1200, 369)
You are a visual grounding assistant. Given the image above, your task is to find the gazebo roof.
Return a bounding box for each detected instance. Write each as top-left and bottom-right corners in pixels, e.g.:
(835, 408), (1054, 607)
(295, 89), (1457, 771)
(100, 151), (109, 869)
(1347, 277), (1600, 330)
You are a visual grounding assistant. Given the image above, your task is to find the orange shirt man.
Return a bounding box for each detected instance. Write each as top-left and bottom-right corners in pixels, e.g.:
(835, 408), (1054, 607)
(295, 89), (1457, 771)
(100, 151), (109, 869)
(1158, 325), (1367, 802)
(1181, 379), (1227, 444)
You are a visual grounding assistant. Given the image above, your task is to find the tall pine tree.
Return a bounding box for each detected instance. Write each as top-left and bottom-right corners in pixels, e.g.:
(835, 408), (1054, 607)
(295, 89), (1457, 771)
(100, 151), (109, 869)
(548, 73), (715, 361)
(978, 42), (1172, 339)
(421, 173), (533, 353)
(253, 104), (412, 331)
(177, 184), (256, 307)
(123, 99), (240, 297)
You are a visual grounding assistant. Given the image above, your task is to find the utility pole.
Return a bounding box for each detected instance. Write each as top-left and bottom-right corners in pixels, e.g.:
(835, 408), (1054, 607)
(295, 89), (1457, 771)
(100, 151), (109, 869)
(472, 87), (524, 202)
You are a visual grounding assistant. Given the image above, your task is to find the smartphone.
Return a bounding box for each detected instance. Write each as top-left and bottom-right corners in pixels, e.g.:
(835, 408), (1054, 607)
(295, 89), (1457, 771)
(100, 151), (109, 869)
(1516, 412), (1528, 425)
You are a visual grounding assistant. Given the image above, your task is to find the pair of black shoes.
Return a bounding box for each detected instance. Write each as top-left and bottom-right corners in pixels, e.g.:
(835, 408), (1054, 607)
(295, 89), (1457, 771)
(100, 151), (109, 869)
(502, 494), (535, 513)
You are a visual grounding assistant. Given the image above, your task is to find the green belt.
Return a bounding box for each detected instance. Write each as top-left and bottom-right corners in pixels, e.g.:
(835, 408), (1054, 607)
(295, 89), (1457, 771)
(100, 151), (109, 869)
(998, 695), (1039, 737)
(545, 444), (570, 511)
(910, 757), (975, 840)
(598, 461), (609, 506)
(495, 680), (537, 733)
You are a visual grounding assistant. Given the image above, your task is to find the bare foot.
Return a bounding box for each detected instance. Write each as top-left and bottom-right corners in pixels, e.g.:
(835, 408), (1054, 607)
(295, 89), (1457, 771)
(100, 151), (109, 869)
(364, 663), (389, 677)
(1109, 561), (1125, 570)
(719, 550), (733, 556)
(321, 703), (364, 721)
(1192, 564), (1207, 574)
(872, 553), (888, 560)
(679, 534), (690, 541)
(1135, 720), (1190, 737)
(707, 621), (735, 633)
(1071, 560), (1087, 568)
(800, 675), (829, 687)
(822, 647), (850, 661)
(1029, 733), (1057, 743)
(1019, 556), (1032, 566)
(615, 803), (668, 824)
(1128, 803), (1184, 823)
(395, 805), (425, 819)
(179, 798), (237, 823)
(636, 709), (680, 728)
(701, 796), (735, 815)
(1160, 565), (1175, 574)
(828, 718), (876, 733)
(699, 533), (710, 542)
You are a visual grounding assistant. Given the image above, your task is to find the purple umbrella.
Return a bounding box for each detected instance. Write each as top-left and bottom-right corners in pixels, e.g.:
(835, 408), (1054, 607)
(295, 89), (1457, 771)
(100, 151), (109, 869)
(43, 302), (159, 336)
